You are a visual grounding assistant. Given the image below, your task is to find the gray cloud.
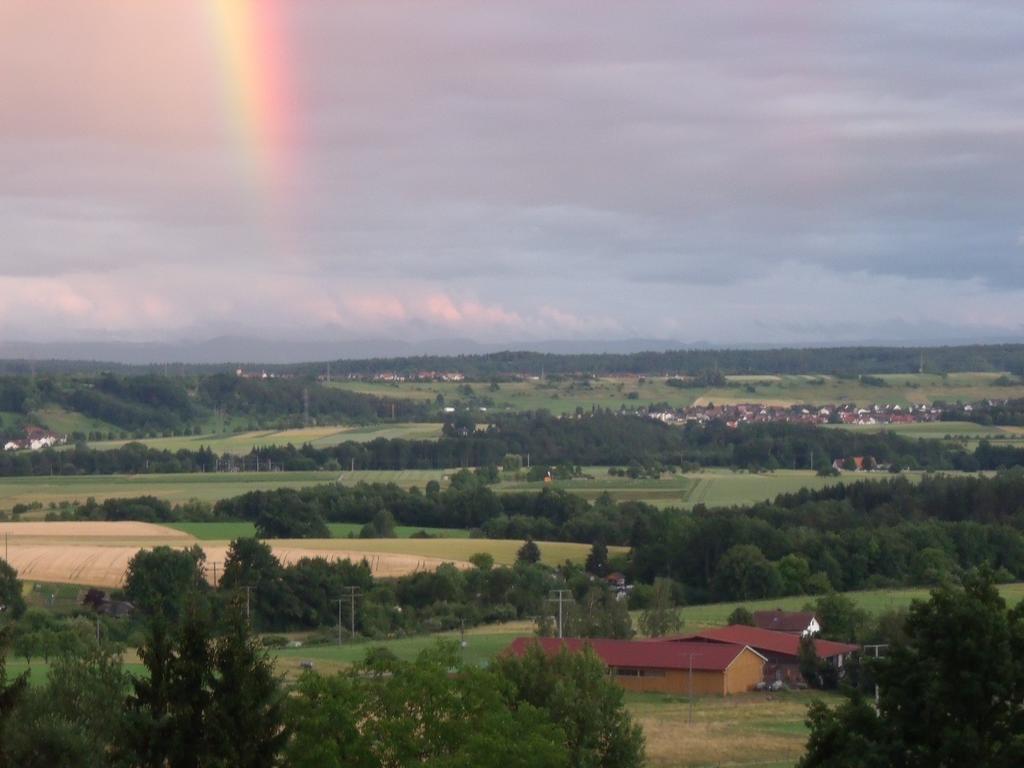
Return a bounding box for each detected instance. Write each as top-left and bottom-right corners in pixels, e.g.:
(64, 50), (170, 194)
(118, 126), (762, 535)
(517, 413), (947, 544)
(0, 0), (1022, 344)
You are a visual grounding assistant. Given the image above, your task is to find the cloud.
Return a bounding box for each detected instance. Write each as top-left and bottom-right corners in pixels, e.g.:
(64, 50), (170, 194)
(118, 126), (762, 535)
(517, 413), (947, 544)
(0, 1), (1022, 343)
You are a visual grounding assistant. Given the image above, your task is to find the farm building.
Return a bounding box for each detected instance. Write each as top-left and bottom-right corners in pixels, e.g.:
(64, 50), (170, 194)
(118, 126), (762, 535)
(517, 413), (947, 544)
(672, 626), (859, 685)
(505, 637), (766, 696)
(753, 609), (820, 636)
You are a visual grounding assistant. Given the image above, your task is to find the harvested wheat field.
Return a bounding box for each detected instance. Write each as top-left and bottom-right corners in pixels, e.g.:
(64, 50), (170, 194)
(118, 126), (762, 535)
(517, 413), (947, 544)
(0, 522), (471, 588)
(0, 520), (193, 543)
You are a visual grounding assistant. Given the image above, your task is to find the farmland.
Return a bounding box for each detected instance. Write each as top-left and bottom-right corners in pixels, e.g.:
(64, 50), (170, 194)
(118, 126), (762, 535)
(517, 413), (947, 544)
(0, 466), (974, 517)
(829, 420), (1024, 450)
(84, 422), (445, 452)
(676, 582), (1024, 629)
(328, 371), (1024, 412)
(167, 521), (471, 540)
(0, 520), (610, 587)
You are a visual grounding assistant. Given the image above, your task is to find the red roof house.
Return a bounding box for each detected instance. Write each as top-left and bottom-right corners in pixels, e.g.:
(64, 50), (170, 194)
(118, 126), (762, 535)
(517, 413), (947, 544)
(669, 626), (859, 685)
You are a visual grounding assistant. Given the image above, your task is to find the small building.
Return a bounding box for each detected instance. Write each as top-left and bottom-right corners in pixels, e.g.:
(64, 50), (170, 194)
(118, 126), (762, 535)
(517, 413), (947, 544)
(505, 637), (766, 696)
(672, 626), (858, 686)
(753, 609), (820, 636)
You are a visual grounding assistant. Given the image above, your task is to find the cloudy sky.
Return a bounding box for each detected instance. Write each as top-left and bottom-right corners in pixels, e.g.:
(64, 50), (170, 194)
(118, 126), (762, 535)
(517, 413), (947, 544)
(1, 0), (1023, 346)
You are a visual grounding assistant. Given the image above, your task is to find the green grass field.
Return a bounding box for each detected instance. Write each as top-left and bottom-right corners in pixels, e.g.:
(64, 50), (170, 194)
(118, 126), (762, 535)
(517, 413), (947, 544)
(31, 405), (122, 435)
(85, 422), (444, 453)
(0, 466), (976, 516)
(328, 372), (1024, 413)
(676, 582), (1024, 629)
(167, 521), (471, 540)
(829, 420), (1024, 452)
(272, 630), (519, 680)
(0, 470), (462, 514)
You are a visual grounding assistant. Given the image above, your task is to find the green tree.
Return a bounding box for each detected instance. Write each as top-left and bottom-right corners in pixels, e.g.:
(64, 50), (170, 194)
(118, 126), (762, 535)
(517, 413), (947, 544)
(567, 586), (634, 640)
(2, 645), (129, 768)
(778, 554), (811, 595)
(517, 538), (541, 565)
(800, 572), (1024, 768)
(0, 561), (25, 619)
(639, 578), (683, 637)
(711, 545), (781, 600)
(727, 606), (754, 626)
(493, 642), (645, 768)
(285, 644), (568, 768)
(0, 626), (28, 768)
(584, 541), (609, 576)
(124, 545), (207, 621)
(206, 603), (287, 768)
(813, 592), (868, 642)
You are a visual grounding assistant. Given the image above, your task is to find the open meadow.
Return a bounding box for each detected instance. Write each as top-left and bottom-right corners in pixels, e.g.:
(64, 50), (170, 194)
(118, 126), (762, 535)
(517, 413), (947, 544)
(0, 469), (456, 515)
(675, 582), (1024, 629)
(84, 422), (444, 452)
(328, 371), (1024, 413)
(829, 420), (1024, 451)
(0, 467), (971, 517)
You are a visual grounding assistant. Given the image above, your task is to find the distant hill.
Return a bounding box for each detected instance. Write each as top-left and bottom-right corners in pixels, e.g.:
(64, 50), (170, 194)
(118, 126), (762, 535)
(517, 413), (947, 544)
(0, 340), (1022, 378)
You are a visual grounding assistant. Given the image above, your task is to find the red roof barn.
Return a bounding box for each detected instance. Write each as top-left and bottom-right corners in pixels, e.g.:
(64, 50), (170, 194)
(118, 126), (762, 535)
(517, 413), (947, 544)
(505, 637), (766, 696)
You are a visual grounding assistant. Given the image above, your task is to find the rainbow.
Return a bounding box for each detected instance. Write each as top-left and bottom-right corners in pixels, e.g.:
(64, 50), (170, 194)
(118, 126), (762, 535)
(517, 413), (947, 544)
(206, 0), (293, 200)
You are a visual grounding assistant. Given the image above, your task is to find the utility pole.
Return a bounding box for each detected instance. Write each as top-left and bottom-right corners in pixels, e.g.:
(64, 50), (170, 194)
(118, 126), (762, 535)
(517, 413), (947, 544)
(303, 387), (310, 427)
(342, 586), (362, 640)
(687, 652), (703, 725)
(547, 590), (572, 639)
(332, 598), (345, 645)
(242, 585), (255, 622)
(863, 644), (888, 707)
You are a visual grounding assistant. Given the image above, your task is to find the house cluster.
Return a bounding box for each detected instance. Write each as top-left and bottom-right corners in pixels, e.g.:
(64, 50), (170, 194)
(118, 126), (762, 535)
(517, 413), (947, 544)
(335, 370), (467, 383)
(3, 427), (66, 452)
(234, 368), (293, 380)
(647, 401), (944, 428)
(505, 610), (857, 696)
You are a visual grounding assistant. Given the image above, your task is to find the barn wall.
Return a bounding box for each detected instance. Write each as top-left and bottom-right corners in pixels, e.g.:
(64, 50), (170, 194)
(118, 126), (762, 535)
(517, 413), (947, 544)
(611, 668), (726, 696)
(723, 649), (766, 694)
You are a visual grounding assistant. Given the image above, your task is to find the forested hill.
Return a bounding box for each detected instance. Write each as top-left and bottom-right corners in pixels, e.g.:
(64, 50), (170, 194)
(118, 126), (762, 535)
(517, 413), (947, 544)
(1, 342), (1023, 377)
(0, 372), (430, 438)
(294, 344), (1024, 378)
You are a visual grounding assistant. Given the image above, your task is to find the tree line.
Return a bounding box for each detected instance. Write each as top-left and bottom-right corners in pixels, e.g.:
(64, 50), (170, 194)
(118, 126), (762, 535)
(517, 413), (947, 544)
(285, 344), (1024, 379)
(7, 411), (1021, 478)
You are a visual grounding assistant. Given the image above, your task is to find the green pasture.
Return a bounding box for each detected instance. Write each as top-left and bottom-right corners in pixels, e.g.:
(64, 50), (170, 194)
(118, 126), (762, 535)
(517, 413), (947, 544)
(167, 521), (471, 540)
(328, 372), (1024, 412)
(675, 582), (1024, 629)
(85, 422), (444, 453)
(30, 406), (122, 436)
(272, 631), (519, 680)
(0, 470), (466, 514)
(0, 466), (970, 517)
